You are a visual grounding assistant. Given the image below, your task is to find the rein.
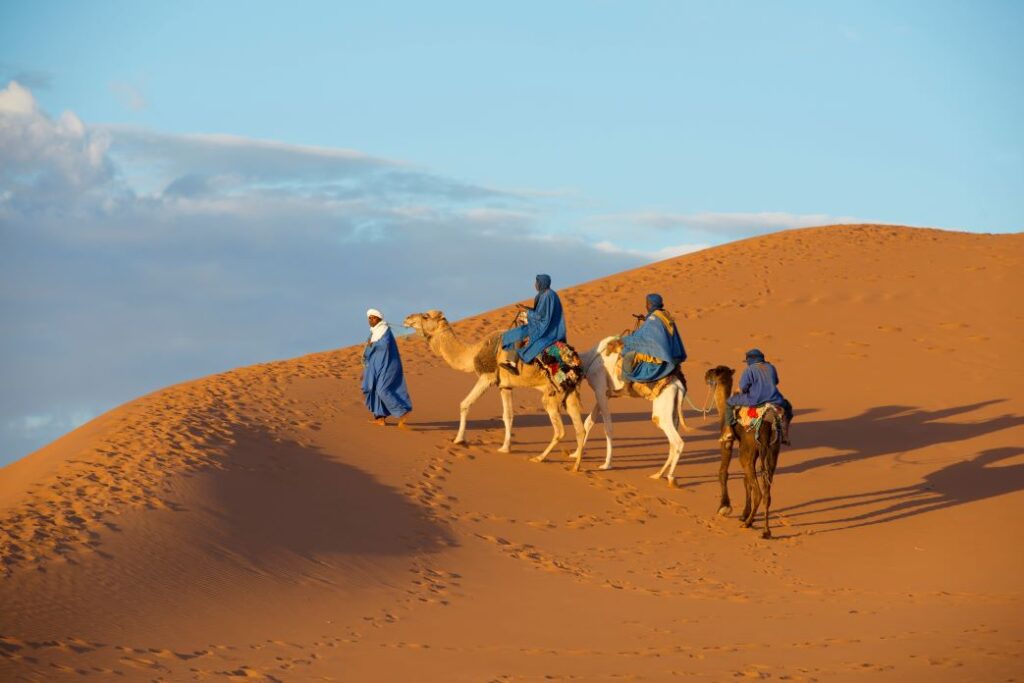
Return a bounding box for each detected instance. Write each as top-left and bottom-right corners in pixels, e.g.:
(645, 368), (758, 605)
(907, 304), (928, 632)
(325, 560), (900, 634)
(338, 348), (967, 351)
(687, 378), (716, 421)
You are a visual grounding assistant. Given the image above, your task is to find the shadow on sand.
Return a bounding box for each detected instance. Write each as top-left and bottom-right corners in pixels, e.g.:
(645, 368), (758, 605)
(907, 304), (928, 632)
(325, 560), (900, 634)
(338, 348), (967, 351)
(756, 400), (1024, 533)
(206, 425), (454, 566)
(776, 446), (1024, 533)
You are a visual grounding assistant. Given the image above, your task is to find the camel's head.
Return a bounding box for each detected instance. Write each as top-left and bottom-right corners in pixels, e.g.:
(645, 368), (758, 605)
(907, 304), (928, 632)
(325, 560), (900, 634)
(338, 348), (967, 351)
(704, 365), (735, 388)
(403, 310), (448, 340)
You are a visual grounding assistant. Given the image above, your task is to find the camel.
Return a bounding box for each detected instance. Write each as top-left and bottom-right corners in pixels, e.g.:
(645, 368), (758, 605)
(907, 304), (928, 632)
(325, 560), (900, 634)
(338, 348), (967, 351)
(402, 310), (586, 470)
(578, 337), (690, 485)
(705, 365), (782, 538)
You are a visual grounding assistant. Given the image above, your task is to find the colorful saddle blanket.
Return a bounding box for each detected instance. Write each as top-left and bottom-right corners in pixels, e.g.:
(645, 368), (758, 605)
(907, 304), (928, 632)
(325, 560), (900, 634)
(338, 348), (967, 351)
(536, 341), (584, 393)
(734, 403), (785, 439)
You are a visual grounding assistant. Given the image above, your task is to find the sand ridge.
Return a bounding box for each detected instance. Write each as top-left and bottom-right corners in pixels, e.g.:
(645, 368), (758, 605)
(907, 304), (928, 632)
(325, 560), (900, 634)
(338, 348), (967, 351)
(1, 224), (1022, 681)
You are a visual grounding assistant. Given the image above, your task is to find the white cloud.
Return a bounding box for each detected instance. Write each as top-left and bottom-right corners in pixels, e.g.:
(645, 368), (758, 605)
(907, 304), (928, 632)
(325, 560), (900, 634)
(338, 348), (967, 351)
(586, 210), (868, 239)
(0, 80), (114, 208)
(6, 410), (94, 438)
(593, 240), (709, 261)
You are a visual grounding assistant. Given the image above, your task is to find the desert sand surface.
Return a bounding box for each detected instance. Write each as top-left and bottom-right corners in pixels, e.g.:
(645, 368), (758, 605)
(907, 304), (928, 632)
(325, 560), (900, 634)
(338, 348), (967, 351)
(1, 224), (1022, 682)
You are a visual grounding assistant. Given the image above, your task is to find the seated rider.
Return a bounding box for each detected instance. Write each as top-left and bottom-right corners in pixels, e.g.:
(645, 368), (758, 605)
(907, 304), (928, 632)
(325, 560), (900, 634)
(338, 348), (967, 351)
(727, 348), (793, 444)
(499, 274), (567, 375)
(621, 293), (687, 388)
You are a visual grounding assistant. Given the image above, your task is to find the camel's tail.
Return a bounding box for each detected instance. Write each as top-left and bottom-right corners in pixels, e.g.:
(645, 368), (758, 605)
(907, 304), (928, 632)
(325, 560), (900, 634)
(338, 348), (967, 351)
(676, 383), (693, 433)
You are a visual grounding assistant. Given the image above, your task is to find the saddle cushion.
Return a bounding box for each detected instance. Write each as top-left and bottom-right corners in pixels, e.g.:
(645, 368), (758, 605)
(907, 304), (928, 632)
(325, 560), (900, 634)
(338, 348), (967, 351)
(536, 341), (584, 392)
(733, 403), (785, 441)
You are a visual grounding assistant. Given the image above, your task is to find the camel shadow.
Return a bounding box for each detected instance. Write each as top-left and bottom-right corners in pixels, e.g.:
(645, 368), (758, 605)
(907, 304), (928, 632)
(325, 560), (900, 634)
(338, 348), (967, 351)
(780, 400), (1023, 475)
(775, 447), (1024, 533)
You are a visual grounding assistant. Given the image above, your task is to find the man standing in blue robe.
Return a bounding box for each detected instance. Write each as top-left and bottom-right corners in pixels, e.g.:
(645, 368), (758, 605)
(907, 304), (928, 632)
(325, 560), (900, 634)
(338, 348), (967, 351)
(362, 308), (413, 428)
(727, 348), (792, 444)
(622, 293), (687, 384)
(499, 274), (567, 375)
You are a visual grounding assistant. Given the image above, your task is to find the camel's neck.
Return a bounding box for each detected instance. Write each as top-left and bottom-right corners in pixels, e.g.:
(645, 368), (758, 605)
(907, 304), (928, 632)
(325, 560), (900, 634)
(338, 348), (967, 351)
(713, 378), (733, 429)
(428, 323), (478, 373)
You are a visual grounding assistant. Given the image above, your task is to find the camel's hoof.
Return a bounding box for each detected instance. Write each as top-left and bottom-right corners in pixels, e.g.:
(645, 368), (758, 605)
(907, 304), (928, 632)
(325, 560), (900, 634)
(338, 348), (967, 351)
(739, 521), (752, 529)
(497, 446), (511, 454)
(571, 464), (581, 473)
(598, 463), (612, 471)
(666, 477), (678, 488)
(530, 456), (545, 463)
(761, 530), (772, 540)
(453, 439), (466, 447)
(648, 473), (662, 480)
(717, 505), (733, 517)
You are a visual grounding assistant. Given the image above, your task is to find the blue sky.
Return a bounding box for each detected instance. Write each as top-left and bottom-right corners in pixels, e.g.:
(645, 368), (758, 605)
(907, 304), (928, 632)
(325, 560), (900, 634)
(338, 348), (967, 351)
(1, 1), (1022, 464)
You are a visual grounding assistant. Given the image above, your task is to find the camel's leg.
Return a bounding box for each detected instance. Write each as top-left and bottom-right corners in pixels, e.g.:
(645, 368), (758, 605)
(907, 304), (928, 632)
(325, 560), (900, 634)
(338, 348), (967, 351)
(564, 390), (586, 473)
(739, 448), (754, 525)
(662, 428), (685, 488)
(497, 387), (514, 453)
(585, 375), (615, 470)
(583, 403), (599, 444)
(454, 375), (492, 446)
(664, 387), (687, 485)
(761, 444), (779, 539)
(598, 395), (614, 470)
(530, 393), (565, 463)
(648, 392), (684, 486)
(741, 448), (762, 528)
(717, 429), (735, 516)
(649, 411), (670, 480)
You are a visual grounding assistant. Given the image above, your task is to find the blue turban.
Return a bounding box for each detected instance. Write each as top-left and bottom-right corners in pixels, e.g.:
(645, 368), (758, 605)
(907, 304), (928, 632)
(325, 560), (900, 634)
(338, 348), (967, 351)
(536, 274), (551, 291)
(745, 348), (765, 365)
(646, 293), (664, 313)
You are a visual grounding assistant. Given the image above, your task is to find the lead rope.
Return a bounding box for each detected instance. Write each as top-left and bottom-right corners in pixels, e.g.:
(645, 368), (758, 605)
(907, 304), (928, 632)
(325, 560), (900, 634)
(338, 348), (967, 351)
(684, 379), (714, 421)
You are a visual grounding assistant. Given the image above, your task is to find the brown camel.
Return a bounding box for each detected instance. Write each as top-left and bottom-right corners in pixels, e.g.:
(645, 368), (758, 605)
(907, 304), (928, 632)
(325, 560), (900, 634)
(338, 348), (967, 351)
(705, 365), (782, 538)
(403, 310), (586, 471)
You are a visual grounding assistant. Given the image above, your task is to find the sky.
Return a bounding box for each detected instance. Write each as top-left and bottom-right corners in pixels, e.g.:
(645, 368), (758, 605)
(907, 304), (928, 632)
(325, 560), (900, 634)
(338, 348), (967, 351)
(1, 1), (1022, 464)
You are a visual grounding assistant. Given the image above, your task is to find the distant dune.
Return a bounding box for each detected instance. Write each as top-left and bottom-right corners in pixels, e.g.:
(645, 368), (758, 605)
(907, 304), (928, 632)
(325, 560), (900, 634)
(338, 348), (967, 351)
(2, 225), (1022, 681)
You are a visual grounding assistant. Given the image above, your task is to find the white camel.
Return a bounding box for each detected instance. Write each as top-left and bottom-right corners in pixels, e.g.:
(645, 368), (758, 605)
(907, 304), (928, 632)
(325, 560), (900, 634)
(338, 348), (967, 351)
(578, 336), (690, 485)
(402, 310), (587, 470)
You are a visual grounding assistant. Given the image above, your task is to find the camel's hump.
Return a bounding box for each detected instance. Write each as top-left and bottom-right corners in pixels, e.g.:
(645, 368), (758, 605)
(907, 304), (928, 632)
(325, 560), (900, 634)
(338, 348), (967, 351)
(473, 332), (502, 375)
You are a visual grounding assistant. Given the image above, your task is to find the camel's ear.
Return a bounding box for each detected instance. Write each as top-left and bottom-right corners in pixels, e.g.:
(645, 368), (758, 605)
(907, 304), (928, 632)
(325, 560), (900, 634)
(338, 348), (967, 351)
(426, 309), (443, 319)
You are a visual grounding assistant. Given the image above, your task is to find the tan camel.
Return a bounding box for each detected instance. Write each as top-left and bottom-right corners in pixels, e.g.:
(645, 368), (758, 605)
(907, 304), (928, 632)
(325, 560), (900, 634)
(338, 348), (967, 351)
(705, 365), (782, 538)
(402, 310), (586, 470)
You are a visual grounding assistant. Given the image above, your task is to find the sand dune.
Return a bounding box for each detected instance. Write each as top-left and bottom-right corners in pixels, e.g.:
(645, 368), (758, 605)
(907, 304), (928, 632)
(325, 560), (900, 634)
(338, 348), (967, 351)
(1, 224), (1022, 681)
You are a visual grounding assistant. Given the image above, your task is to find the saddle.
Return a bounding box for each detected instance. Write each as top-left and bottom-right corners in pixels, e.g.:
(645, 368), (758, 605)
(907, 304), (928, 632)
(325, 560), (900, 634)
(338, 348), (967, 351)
(611, 356), (685, 400)
(733, 403), (785, 441)
(536, 341), (584, 394)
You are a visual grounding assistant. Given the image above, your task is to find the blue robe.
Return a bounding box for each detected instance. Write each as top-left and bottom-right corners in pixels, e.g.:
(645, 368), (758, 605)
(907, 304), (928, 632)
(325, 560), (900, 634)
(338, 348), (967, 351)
(728, 362), (785, 408)
(501, 288), (567, 363)
(362, 327), (412, 418)
(622, 310), (687, 382)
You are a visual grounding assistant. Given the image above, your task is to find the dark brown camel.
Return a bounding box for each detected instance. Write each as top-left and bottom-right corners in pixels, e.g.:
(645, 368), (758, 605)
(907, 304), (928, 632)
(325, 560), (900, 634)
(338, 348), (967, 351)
(705, 365), (782, 539)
